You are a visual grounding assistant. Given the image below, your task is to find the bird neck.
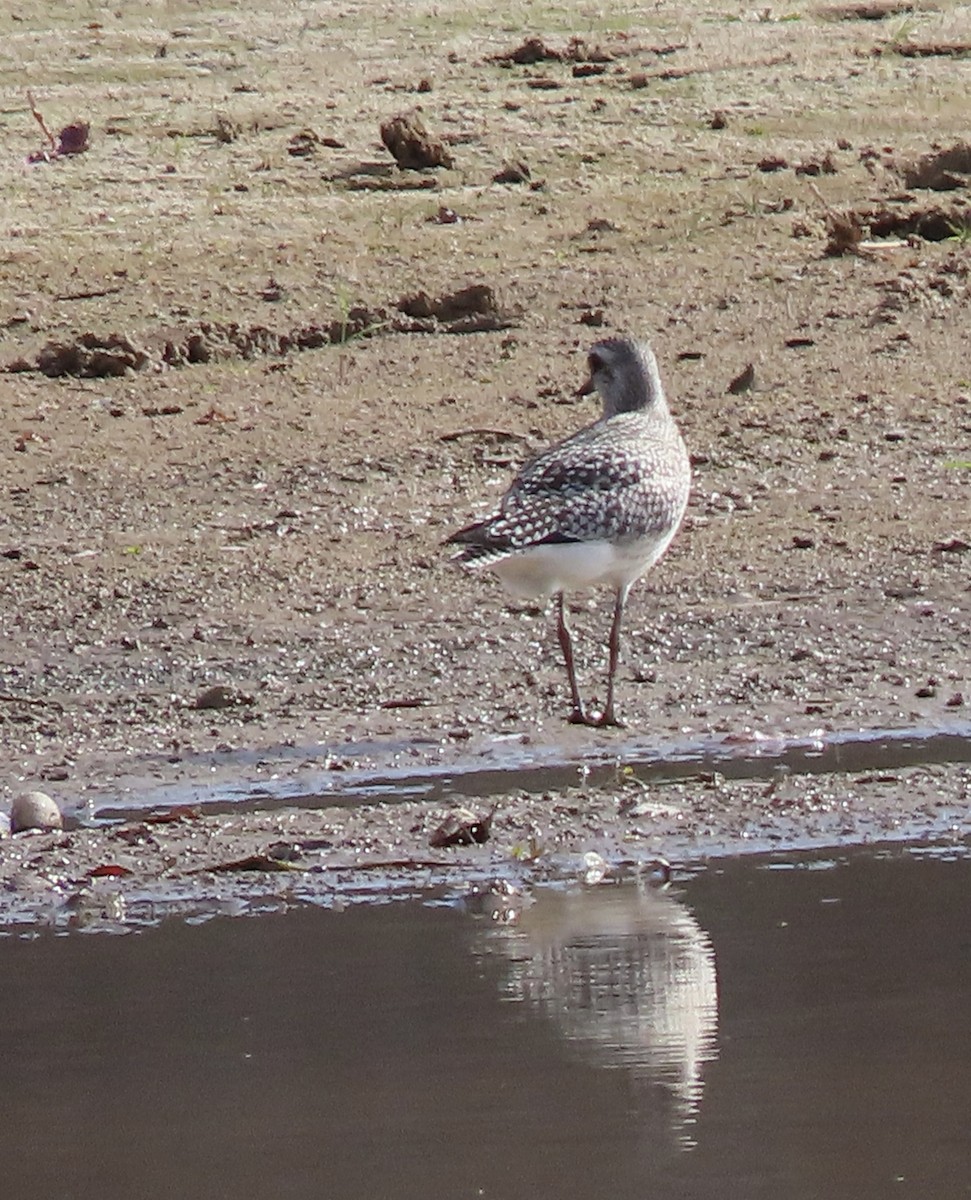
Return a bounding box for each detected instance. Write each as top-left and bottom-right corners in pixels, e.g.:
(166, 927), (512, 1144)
(602, 350), (667, 417)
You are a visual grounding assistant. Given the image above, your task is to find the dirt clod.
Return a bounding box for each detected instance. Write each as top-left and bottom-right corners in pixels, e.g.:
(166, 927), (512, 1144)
(824, 210), (865, 256)
(193, 686), (255, 711)
(900, 141), (971, 191)
(886, 42), (971, 58)
(35, 332), (149, 378)
(727, 363), (756, 394)
(817, 0), (933, 18)
(489, 37), (563, 65)
(213, 114), (242, 143)
(56, 121), (90, 155)
(380, 111), (454, 169)
(861, 202), (971, 242)
(287, 128), (320, 156)
(396, 284), (516, 332)
(493, 160), (531, 184)
(795, 152), (837, 176)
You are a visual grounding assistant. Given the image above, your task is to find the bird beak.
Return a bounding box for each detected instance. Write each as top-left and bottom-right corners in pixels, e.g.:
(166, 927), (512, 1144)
(577, 373), (595, 398)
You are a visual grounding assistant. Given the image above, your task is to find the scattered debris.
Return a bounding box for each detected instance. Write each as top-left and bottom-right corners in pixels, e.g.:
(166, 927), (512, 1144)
(824, 209), (866, 255)
(26, 91), (90, 163)
(488, 37), (564, 66)
(33, 332), (150, 378)
(380, 111), (454, 169)
(213, 114), (242, 143)
(931, 537), (970, 554)
(428, 205), (462, 224)
(581, 851), (609, 885)
(89, 864), (133, 878)
(859, 202), (970, 242)
(144, 806), (202, 824)
(195, 406), (238, 425)
(396, 283), (519, 332)
(4, 292), (524, 377)
(287, 128), (320, 156)
(899, 142), (971, 191)
(260, 277), (286, 302)
(636, 52), (793, 85)
(192, 685), (255, 710)
(727, 363), (756, 394)
(817, 0), (934, 18)
(429, 803), (498, 848)
(493, 159), (531, 184)
(579, 217), (621, 236)
(488, 35), (615, 67)
(201, 852), (308, 873)
(463, 878), (525, 921)
(55, 121), (90, 155)
(794, 152), (837, 176)
(881, 41), (971, 58)
(344, 174), (440, 193)
(710, 110), (728, 129)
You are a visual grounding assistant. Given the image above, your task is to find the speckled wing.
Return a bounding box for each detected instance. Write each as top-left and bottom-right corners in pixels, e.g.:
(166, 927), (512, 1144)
(449, 414), (689, 564)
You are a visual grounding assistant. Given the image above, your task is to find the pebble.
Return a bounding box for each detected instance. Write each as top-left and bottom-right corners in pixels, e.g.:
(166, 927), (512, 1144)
(10, 790), (63, 833)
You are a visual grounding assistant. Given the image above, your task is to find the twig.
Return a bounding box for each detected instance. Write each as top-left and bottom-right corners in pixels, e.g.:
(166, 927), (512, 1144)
(650, 52), (793, 81)
(439, 427), (530, 443)
(807, 180), (874, 257)
(53, 287), (125, 303)
(26, 90), (57, 152)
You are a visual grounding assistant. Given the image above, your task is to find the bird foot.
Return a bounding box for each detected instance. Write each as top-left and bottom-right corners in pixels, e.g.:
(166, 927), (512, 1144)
(566, 707), (592, 726)
(566, 706), (626, 729)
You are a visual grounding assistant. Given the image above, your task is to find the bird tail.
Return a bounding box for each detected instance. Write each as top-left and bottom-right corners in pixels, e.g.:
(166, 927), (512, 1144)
(444, 521), (509, 566)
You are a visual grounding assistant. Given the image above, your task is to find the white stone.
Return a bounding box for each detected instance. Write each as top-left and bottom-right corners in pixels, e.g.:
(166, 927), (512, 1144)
(10, 790), (63, 833)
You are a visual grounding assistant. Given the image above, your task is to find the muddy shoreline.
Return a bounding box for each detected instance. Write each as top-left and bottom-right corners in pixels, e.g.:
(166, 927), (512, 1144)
(1, 720), (968, 932)
(2, 1), (970, 925)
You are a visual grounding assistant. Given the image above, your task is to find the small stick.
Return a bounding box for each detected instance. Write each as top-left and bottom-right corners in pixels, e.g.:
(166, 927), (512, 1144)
(26, 90), (57, 152)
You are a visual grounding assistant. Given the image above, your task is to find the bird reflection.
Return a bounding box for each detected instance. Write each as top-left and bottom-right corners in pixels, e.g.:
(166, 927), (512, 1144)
(475, 879), (718, 1147)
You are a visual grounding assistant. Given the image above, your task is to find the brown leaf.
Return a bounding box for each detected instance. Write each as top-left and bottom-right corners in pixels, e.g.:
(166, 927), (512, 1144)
(144, 805), (201, 824)
(204, 853), (307, 873)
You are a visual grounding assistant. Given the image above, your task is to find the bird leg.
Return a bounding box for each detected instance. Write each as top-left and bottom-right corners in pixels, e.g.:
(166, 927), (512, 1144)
(596, 586), (629, 728)
(556, 593), (589, 725)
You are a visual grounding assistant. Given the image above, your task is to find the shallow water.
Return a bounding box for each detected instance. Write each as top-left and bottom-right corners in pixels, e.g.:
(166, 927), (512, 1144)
(2, 845), (970, 1199)
(89, 719), (971, 820)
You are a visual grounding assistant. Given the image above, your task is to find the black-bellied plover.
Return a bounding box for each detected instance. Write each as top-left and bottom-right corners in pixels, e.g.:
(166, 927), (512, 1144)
(447, 336), (690, 727)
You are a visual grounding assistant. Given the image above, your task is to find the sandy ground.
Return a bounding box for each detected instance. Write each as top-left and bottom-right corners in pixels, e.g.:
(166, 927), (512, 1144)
(0, 0), (969, 923)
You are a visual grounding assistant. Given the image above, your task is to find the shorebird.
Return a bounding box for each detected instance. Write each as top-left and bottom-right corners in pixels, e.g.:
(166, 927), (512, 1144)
(447, 336), (691, 727)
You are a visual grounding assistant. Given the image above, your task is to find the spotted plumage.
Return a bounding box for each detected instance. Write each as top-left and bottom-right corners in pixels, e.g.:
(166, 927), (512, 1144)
(447, 336), (690, 727)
